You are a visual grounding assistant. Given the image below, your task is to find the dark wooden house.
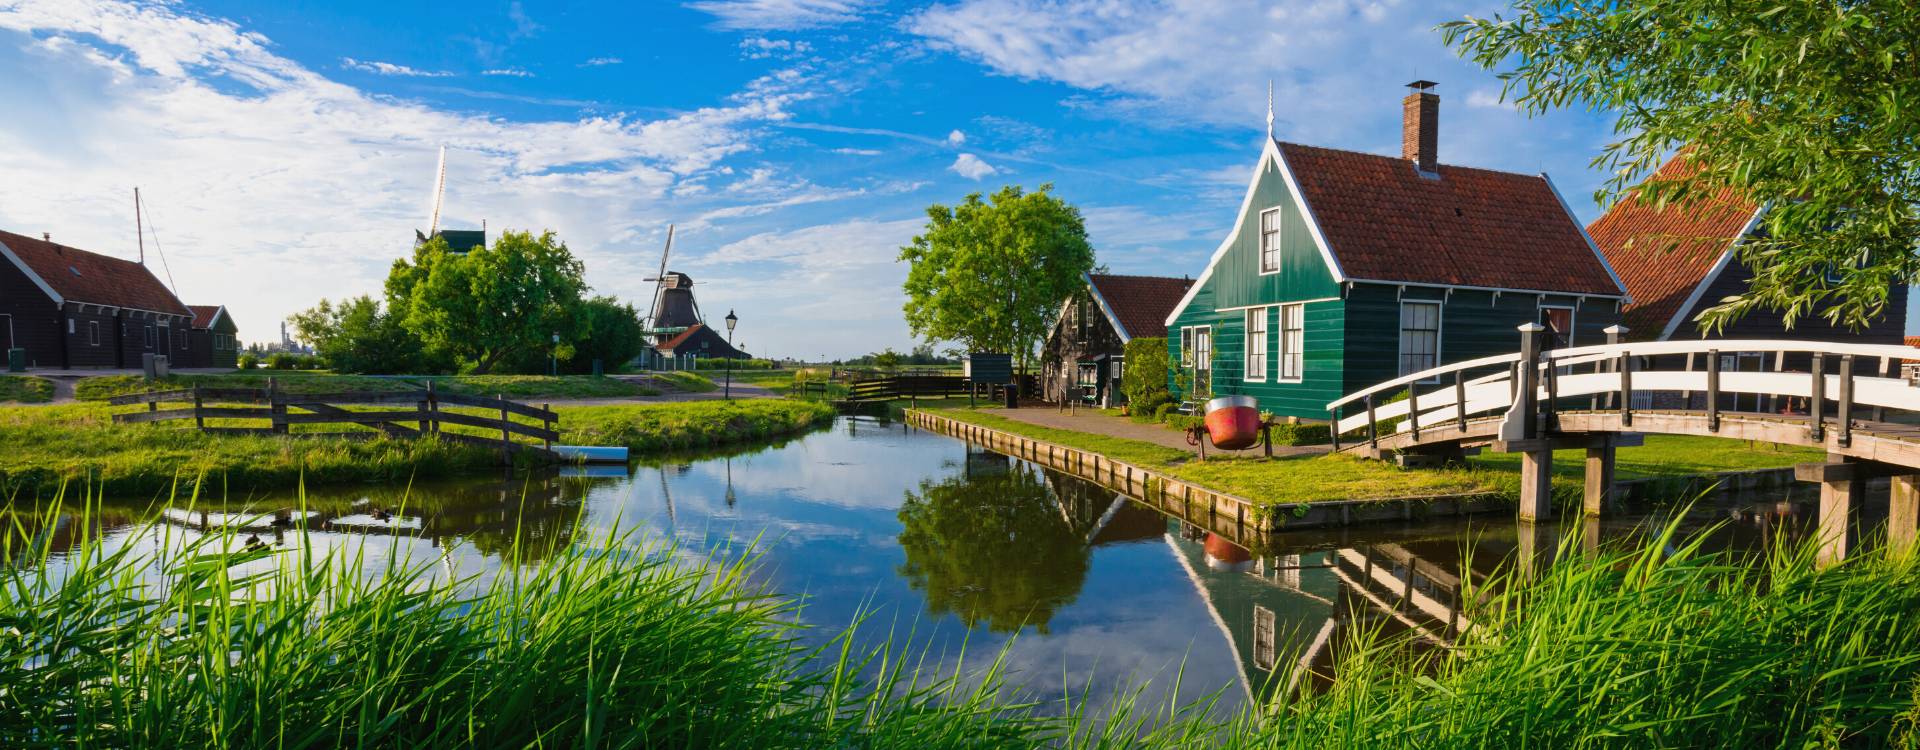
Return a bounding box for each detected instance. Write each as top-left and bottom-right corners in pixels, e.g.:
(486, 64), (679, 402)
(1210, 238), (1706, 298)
(185, 305), (241, 369)
(1588, 153), (1908, 409)
(652, 323), (747, 370)
(1041, 273), (1193, 406)
(0, 229), (194, 369)
(1165, 83), (1628, 418)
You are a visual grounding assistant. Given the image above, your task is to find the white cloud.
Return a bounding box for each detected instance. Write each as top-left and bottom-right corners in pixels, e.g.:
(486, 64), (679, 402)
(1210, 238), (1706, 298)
(948, 152), (997, 180)
(692, 218), (924, 359)
(0, 0), (817, 351)
(740, 37), (814, 60)
(687, 0), (873, 30)
(1464, 87), (1509, 109)
(341, 57), (451, 77)
(832, 147), (881, 155)
(580, 56), (622, 66)
(482, 67), (534, 78)
(945, 128), (965, 145)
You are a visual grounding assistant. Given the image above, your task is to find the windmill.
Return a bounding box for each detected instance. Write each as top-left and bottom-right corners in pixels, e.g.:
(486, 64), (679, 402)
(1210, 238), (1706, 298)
(412, 146), (486, 253)
(640, 224), (704, 340)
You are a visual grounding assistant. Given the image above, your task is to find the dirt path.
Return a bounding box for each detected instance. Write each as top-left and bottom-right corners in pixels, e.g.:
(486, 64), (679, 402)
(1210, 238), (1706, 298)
(989, 406), (1330, 458)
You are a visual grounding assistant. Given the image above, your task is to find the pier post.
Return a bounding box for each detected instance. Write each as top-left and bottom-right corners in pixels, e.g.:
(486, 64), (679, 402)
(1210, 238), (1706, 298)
(1519, 449), (1553, 522)
(1796, 455), (1863, 567)
(1583, 438), (1615, 517)
(1893, 474), (1919, 555)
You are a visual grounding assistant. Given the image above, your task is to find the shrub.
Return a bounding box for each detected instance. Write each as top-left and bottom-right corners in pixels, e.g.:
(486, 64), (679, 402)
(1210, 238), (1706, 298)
(237, 353), (259, 370)
(1151, 401), (1177, 423)
(1267, 421), (1332, 446)
(266, 352), (295, 370)
(1120, 336), (1170, 407)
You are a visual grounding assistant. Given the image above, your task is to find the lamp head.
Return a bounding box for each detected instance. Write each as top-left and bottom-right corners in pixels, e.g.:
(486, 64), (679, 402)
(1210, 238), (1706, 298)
(724, 309), (738, 333)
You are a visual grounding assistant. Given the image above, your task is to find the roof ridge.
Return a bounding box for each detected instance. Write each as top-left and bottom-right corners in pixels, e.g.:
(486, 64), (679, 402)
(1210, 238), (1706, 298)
(1274, 139), (1547, 183)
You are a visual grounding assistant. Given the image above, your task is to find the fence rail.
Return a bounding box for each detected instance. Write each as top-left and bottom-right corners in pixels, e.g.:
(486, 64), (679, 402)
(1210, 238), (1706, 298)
(108, 379), (559, 464)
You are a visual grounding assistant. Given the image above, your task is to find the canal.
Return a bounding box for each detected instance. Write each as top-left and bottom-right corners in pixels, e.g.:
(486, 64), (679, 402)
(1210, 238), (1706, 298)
(30, 415), (1828, 716)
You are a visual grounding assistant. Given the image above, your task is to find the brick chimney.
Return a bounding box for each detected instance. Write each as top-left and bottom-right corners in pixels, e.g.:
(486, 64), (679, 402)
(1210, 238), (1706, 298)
(1402, 80), (1439, 174)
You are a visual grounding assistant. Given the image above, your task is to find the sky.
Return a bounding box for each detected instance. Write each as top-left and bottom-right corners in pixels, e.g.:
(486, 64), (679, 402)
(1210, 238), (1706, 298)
(0, 0), (1669, 358)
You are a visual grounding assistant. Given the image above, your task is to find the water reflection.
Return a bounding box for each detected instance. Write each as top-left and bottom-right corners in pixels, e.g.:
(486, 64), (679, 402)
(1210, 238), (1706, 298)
(4, 416), (1832, 712)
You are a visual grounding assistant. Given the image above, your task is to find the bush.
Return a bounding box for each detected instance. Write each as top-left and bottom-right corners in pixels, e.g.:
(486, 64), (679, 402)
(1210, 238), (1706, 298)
(237, 353), (259, 370)
(1267, 421), (1332, 446)
(1120, 336), (1170, 408)
(694, 358), (779, 370)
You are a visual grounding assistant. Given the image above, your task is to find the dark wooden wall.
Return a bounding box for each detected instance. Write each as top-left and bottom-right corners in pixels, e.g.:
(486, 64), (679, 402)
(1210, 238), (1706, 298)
(0, 257), (62, 367)
(1041, 292), (1125, 404)
(1671, 258), (1908, 344)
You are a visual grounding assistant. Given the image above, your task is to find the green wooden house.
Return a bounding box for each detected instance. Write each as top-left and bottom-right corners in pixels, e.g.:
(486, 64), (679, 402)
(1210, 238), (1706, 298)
(1165, 82), (1629, 419)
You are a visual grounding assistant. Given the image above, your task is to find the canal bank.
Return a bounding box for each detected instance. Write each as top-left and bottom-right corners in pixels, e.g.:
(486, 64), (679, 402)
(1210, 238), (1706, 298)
(908, 407), (1818, 533)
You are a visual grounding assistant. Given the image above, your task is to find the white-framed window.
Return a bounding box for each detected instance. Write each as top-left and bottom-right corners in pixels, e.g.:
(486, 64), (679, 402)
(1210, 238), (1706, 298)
(1180, 327), (1194, 367)
(1193, 327), (1212, 387)
(1253, 605), (1277, 671)
(87, 321), (99, 347)
(1399, 301), (1442, 379)
(181, 330), (191, 350)
(143, 325), (155, 350)
(1538, 305), (1575, 349)
(1258, 207), (1281, 274)
(1245, 307), (1268, 382)
(1279, 303), (1304, 382)
(67, 319), (75, 334)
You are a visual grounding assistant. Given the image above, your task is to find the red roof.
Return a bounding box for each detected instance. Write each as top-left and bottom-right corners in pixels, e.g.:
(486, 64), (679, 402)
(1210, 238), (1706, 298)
(0, 230), (191, 316)
(656, 322), (748, 358)
(1585, 155), (1759, 341)
(1277, 141), (1623, 297)
(189, 305), (225, 329)
(1087, 273), (1192, 340)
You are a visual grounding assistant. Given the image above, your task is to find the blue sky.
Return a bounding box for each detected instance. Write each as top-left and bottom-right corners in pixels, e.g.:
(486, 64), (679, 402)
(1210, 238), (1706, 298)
(0, 0), (1691, 357)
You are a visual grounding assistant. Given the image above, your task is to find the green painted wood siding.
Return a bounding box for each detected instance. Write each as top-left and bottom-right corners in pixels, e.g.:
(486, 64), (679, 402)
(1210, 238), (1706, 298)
(1212, 158), (1341, 309)
(1167, 299), (1346, 419)
(1340, 284), (1624, 394)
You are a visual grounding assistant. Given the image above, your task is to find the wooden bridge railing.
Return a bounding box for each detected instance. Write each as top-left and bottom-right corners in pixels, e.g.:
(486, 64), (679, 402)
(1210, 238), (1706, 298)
(109, 379), (559, 463)
(1325, 328), (1920, 452)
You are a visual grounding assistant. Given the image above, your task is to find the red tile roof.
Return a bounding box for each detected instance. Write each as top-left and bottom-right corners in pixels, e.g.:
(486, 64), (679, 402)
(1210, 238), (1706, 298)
(656, 322), (748, 359)
(1276, 141), (1624, 297)
(1585, 155), (1758, 341)
(1087, 273), (1193, 340)
(189, 305), (225, 329)
(0, 230), (191, 316)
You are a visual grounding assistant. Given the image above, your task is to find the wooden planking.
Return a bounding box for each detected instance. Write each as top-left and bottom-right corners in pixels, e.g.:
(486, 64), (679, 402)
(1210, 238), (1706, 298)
(113, 408), (197, 423)
(434, 392), (557, 421)
(431, 410), (559, 441)
(108, 389), (193, 405)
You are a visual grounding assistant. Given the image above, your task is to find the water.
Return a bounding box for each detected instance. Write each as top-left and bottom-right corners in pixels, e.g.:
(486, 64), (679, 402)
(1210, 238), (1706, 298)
(19, 415), (1832, 714)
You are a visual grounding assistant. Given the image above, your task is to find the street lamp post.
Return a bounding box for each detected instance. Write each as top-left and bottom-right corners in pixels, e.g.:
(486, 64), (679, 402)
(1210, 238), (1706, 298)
(723, 309), (739, 401)
(550, 332), (559, 377)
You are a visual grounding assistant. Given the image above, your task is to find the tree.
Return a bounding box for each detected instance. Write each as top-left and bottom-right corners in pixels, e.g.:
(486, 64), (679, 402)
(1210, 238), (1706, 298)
(568, 296), (648, 373)
(389, 231), (588, 374)
(288, 295), (446, 374)
(899, 184), (1095, 372)
(1442, 2), (1920, 332)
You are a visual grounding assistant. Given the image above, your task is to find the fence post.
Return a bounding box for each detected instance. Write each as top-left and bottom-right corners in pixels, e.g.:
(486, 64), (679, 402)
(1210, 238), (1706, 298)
(1706, 348), (1720, 432)
(1875, 356), (1892, 423)
(1811, 354), (1826, 443)
(269, 377), (287, 435)
(1618, 351), (1633, 427)
(419, 381), (432, 434)
(1329, 407), (1341, 452)
(192, 383), (204, 431)
(1507, 323), (1545, 441)
(1838, 354), (1854, 448)
(1365, 394), (1378, 450)
(1407, 384), (1421, 441)
(1602, 325), (1628, 410)
(543, 403), (553, 454)
(498, 393), (511, 465)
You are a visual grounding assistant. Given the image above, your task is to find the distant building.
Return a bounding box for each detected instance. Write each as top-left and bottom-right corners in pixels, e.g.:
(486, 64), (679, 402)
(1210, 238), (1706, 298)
(1041, 273), (1194, 407)
(0, 229), (195, 369)
(640, 271), (745, 368)
(184, 305), (240, 369)
(413, 227), (486, 253)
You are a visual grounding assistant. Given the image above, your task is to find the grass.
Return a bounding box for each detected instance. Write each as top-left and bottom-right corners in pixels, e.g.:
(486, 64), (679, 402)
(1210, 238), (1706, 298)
(0, 399), (836, 497)
(654, 370), (718, 393)
(0, 482), (1071, 748)
(74, 372), (663, 402)
(925, 408), (1815, 509)
(0, 375), (53, 403)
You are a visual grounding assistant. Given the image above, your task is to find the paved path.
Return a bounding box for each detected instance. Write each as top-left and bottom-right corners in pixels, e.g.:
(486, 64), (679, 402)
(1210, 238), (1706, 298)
(989, 406), (1330, 458)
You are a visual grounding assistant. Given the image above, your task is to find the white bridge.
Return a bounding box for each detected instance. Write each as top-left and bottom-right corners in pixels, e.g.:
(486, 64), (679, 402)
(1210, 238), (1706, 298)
(1326, 324), (1920, 565)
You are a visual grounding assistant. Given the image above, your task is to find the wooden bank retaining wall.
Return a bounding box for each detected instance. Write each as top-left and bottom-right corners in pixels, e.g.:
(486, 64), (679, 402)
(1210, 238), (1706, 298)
(905, 410), (1512, 541)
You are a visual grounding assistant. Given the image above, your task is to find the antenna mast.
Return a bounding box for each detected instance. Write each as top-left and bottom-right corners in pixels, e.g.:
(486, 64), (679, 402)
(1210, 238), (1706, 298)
(135, 187), (145, 265)
(427, 145), (447, 237)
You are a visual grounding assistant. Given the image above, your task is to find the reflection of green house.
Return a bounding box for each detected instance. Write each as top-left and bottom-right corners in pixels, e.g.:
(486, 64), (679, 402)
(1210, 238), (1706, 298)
(1164, 83), (1628, 418)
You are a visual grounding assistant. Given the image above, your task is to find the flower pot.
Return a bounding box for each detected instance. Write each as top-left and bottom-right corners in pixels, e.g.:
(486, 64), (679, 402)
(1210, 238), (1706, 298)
(1203, 395), (1261, 450)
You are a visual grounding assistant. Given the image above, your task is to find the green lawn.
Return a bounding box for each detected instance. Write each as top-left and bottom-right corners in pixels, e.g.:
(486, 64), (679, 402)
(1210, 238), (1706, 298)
(0, 399), (834, 497)
(418, 375), (659, 399)
(0, 375), (54, 404)
(73, 372), (659, 402)
(653, 371), (718, 393)
(925, 408), (1815, 508)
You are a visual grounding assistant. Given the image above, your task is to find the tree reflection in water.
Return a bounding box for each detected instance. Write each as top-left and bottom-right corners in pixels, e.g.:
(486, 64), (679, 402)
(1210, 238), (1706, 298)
(896, 460), (1090, 634)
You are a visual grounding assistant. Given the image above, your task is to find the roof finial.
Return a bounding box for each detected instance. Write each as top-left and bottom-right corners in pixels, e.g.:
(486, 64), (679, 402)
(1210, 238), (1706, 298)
(1265, 80), (1274, 139)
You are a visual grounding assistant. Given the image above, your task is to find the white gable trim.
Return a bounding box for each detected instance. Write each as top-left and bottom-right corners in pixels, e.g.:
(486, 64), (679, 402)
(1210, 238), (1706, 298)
(1082, 273), (1134, 342)
(199, 305), (228, 330)
(0, 238), (65, 307)
(1164, 138), (1346, 327)
(1656, 203), (1770, 341)
(1542, 172), (1633, 304)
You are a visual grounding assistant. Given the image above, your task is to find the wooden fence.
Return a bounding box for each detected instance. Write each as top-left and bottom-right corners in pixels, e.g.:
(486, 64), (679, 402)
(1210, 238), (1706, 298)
(109, 379), (560, 464)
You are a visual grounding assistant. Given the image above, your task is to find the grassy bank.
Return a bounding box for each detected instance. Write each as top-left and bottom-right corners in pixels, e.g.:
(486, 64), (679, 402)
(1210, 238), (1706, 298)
(0, 399), (834, 497)
(0, 375), (53, 403)
(653, 370), (718, 393)
(0, 492), (1061, 748)
(73, 372), (659, 402)
(925, 408), (1814, 508)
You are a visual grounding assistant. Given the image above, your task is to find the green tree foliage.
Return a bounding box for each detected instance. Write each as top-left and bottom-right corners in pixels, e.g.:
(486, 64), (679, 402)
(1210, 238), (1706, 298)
(569, 296), (648, 373)
(899, 185), (1095, 372)
(1120, 336), (1172, 417)
(1443, 2), (1920, 332)
(289, 295), (446, 375)
(389, 231), (588, 374)
(895, 463), (1090, 634)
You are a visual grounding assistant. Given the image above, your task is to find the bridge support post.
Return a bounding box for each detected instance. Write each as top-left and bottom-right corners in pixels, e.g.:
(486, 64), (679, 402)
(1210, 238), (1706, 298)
(1893, 474), (1919, 555)
(1516, 517), (1553, 580)
(1797, 455), (1864, 568)
(1519, 449), (1553, 522)
(1583, 438), (1616, 517)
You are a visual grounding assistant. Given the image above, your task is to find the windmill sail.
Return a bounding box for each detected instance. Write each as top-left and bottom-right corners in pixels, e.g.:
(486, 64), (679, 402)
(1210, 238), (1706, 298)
(426, 145), (447, 237)
(644, 224), (674, 331)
